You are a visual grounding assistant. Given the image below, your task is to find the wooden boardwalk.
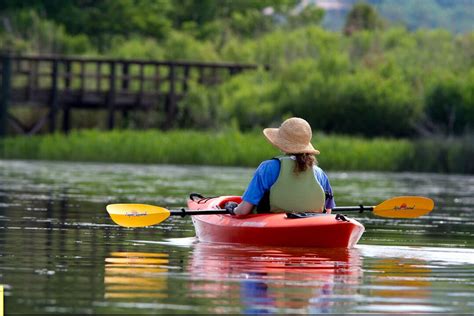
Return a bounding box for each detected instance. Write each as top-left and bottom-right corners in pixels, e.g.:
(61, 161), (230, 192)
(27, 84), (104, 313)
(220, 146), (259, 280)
(0, 54), (264, 136)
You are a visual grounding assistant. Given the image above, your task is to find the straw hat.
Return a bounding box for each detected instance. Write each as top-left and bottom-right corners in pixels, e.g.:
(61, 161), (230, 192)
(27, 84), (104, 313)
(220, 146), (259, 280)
(263, 117), (320, 155)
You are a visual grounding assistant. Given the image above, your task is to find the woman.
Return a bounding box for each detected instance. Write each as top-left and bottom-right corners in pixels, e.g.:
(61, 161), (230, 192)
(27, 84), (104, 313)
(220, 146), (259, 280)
(227, 117), (335, 216)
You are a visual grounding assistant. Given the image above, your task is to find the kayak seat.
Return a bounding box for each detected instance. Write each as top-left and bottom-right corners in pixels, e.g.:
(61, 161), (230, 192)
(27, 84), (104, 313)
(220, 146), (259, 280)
(217, 196), (242, 209)
(189, 193), (242, 209)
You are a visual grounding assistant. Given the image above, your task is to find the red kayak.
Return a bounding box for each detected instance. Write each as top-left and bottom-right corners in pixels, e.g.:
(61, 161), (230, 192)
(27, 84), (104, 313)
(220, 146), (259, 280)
(187, 195), (365, 248)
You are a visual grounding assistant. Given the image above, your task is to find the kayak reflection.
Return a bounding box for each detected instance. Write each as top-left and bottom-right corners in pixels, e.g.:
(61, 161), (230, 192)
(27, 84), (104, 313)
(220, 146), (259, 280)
(188, 243), (363, 314)
(104, 252), (169, 299)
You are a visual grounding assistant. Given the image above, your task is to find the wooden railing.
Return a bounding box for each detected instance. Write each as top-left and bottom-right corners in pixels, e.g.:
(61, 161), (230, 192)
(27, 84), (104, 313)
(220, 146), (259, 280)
(0, 54), (265, 135)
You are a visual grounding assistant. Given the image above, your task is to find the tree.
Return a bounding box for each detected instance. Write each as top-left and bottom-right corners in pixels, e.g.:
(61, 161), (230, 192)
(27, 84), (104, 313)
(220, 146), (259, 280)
(344, 2), (384, 36)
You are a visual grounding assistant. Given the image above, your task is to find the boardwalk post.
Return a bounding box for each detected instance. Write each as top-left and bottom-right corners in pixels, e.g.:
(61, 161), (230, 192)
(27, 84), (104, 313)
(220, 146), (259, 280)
(164, 64), (176, 129)
(121, 62), (129, 90)
(183, 65), (190, 92)
(62, 61), (72, 133)
(49, 60), (59, 133)
(0, 55), (12, 138)
(107, 61), (116, 129)
(121, 62), (130, 127)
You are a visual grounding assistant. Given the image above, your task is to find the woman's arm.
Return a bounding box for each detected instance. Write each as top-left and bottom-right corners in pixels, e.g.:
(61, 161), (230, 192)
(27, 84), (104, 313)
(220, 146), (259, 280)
(233, 201), (255, 216)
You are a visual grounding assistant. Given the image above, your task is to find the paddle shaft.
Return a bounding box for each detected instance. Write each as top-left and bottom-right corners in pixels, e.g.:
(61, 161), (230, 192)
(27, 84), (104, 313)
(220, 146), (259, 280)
(332, 205), (374, 213)
(168, 206), (375, 217)
(170, 209), (230, 216)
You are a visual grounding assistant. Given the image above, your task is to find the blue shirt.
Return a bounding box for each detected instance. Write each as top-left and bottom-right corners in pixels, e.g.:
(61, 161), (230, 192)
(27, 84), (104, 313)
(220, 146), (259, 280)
(242, 159), (336, 210)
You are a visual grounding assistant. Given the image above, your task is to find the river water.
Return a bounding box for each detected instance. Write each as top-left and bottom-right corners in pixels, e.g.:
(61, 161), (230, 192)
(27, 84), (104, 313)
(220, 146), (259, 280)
(0, 159), (473, 314)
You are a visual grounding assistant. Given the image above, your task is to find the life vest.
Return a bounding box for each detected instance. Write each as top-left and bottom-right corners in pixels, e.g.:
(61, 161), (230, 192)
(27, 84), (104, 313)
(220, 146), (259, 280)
(269, 156), (326, 213)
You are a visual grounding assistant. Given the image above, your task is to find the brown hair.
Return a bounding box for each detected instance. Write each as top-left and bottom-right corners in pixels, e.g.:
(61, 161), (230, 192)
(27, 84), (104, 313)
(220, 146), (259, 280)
(292, 153), (316, 173)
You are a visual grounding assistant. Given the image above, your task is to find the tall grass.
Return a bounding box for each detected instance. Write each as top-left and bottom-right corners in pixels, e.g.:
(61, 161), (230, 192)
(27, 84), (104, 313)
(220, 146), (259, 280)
(1, 129), (472, 173)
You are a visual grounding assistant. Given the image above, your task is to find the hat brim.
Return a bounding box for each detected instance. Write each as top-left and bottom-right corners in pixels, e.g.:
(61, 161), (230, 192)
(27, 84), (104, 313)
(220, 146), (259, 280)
(263, 128), (320, 155)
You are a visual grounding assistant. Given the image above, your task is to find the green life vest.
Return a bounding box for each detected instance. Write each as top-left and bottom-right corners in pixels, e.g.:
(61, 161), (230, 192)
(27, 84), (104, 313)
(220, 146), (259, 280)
(269, 156), (325, 213)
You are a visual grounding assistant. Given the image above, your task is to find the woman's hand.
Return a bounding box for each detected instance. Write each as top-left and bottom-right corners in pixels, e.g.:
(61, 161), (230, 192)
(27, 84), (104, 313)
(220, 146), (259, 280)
(224, 202), (239, 215)
(225, 201), (254, 216)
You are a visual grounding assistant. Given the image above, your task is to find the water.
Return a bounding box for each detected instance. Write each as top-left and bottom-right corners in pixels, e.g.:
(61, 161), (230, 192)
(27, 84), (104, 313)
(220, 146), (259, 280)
(1, 159), (473, 314)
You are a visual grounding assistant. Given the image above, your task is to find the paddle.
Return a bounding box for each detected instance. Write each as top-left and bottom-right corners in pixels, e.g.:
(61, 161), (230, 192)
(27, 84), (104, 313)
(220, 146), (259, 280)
(106, 196), (434, 228)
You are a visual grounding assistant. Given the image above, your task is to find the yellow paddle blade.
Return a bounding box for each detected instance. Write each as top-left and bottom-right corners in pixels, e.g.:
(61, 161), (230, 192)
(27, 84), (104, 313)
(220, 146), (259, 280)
(106, 204), (170, 227)
(374, 196), (434, 218)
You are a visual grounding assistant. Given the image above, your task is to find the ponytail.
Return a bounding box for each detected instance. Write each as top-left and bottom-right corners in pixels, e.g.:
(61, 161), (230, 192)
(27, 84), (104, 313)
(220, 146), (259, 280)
(292, 153), (316, 173)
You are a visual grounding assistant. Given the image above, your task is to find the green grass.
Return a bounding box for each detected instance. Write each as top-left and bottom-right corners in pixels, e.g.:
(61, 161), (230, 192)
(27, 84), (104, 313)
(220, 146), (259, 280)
(1, 129), (473, 173)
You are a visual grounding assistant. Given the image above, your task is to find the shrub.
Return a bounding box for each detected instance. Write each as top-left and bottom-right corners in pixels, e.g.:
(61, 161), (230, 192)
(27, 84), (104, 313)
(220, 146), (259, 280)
(425, 75), (472, 135)
(277, 67), (421, 137)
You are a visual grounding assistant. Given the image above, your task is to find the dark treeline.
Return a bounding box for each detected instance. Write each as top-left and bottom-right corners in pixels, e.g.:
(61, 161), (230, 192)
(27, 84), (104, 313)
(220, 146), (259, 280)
(0, 0), (473, 138)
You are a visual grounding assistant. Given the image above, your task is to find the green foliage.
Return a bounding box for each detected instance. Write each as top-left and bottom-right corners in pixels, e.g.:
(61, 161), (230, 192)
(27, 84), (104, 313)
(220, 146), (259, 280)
(105, 31), (220, 61)
(228, 9), (275, 38)
(36, 0), (173, 50)
(169, 0), (293, 27)
(425, 72), (474, 135)
(399, 135), (474, 174)
(2, 130), (472, 173)
(221, 26), (343, 67)
(268, 64), (419, 137)
(106, 37), (165, 60)
(287, 6), (325, 29)
(175, 22), (472, 137)
(0, 9), (92, 54)
(218, 70), (281, 130)
(161, 31), (219, 61)
(464, 70), (474, 130)
(304, 71), (419, 137)
(0, 0), (299, 50)
(316, 134), (413, 171)
(177, 81), (220, 129)
(0, 129), (407, 170)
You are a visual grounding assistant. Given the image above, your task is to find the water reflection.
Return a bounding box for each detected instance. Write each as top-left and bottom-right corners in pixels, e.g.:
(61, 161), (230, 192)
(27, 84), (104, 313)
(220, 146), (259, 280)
(104, 252), (169, 299)
(370, 258), (431, 299)
(188, 243), (363, 314)
(102, 241), (471, 314)
(357, 257), (437, 313)
(355, 245), (472, 313)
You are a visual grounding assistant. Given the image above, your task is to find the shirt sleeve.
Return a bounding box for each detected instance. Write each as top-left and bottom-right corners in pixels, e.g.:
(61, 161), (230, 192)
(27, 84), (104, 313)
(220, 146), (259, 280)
(242, 160), (280, 205)
(314, 166), (336, 210)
